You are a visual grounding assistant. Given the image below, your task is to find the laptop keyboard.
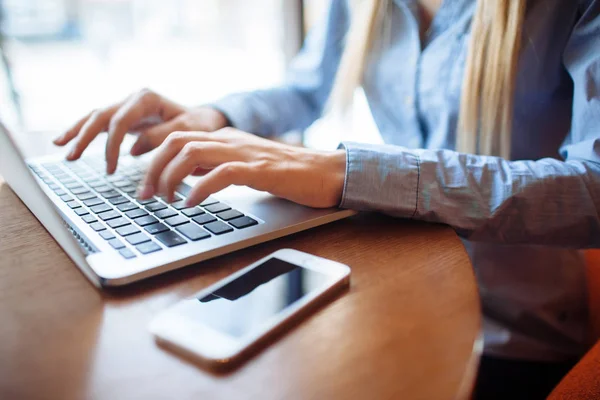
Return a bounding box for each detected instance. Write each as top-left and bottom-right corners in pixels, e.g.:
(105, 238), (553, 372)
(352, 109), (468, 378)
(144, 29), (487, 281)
(28, 155), (259, 260)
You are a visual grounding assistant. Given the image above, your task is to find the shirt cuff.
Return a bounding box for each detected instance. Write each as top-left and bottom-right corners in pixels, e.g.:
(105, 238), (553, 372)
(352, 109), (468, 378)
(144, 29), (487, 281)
(338, 141), (421, 218)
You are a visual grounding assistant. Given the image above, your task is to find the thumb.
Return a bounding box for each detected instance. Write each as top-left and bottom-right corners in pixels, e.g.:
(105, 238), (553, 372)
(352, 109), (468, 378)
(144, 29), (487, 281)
(130, 119), (182, 156)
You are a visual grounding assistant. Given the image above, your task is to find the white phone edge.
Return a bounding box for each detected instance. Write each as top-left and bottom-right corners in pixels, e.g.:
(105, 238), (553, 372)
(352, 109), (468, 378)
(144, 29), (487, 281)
(148, 248), (351, 369)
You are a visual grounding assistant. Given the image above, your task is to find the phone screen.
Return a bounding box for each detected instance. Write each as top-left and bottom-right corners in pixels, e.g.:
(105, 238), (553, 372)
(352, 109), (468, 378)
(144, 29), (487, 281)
(183, 257), (333, 338)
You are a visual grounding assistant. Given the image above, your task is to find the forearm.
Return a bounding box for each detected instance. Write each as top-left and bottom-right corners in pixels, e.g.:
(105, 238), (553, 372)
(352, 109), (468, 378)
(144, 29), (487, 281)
(210, 86), (323, 137)
(339, 141), (600, 248)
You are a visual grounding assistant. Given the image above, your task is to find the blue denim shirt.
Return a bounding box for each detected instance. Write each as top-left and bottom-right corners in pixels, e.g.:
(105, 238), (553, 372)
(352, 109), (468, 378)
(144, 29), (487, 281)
(213, 0), (600, 361)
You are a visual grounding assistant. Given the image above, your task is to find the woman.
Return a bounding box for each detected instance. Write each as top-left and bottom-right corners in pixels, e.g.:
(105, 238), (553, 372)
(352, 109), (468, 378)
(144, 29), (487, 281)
(55, 0), (600, 398)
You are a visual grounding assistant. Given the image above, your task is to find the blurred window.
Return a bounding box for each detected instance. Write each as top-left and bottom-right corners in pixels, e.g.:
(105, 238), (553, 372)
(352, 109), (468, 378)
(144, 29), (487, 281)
(0, 0), (298, 132)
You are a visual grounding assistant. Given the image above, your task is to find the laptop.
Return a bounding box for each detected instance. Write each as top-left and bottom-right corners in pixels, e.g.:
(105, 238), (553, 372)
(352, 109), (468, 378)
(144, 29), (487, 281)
(0, 121), (355, 287)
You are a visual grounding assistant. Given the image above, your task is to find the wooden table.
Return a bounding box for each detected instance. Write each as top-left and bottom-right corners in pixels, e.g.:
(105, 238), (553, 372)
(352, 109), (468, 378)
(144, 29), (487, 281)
(0, 155), (481, 399)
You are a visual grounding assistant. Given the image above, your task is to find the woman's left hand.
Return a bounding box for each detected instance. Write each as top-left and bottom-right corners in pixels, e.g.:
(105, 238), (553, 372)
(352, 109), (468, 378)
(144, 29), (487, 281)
(137, 128), (347, 208)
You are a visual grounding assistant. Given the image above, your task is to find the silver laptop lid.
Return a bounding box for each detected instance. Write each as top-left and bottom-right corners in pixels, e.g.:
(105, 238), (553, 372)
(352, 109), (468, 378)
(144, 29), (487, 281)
(0, 120), (102, 286)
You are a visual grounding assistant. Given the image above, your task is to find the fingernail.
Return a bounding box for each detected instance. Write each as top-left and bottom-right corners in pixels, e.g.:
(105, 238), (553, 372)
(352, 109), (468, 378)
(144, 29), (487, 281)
(66, 150), (76, 160)
(137, 184), (154, 199)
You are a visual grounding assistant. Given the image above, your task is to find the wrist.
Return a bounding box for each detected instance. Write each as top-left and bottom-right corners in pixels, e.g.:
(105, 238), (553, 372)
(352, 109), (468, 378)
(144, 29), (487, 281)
(205, 107), (230, 130)
(197, 107), (230, 131)
(324, 149), (347, 207)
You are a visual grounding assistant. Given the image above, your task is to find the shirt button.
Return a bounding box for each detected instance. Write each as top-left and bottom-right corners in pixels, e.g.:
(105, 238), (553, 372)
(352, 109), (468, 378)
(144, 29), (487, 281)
(404, 96), (413, 106)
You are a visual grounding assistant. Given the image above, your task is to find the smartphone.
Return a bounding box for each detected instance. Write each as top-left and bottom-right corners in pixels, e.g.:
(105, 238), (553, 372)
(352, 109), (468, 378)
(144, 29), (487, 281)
(149, 249), (351, 370)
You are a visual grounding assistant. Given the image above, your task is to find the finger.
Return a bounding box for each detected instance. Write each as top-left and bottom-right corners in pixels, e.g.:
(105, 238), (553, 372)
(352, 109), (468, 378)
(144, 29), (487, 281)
(185, 162), (253, 207)
(158, 142), (235, 202)
(67, 106), (116, 161)
(129, 114), (165, 132)
(129, 118), (184, 156)
(54, 111), (93, 146)
(191, 166), (211, 176)
(105, 90), (162, 174)
(137, 131), (203, 199)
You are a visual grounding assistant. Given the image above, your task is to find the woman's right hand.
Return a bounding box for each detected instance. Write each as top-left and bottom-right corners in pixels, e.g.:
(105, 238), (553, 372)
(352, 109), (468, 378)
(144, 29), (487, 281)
(53, 88), (229, 174)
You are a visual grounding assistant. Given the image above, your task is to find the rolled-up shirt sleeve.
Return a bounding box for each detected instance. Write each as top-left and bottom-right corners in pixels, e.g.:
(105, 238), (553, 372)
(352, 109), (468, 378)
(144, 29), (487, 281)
(339, 2), (600, 248)
(210, 0), (347, 137)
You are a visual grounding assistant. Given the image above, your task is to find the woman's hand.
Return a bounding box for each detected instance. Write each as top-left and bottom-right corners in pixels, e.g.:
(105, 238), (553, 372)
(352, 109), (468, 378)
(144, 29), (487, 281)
(53, 88), (228, 174)
(138, 128), (347, 209)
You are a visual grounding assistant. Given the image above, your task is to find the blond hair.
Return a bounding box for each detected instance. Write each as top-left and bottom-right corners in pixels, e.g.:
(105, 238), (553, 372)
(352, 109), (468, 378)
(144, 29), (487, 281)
(328, 0), (526, 159)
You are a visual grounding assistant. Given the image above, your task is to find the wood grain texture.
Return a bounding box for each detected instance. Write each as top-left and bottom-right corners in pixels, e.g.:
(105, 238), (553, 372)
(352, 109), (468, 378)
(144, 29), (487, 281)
(0, 174), (481, 400)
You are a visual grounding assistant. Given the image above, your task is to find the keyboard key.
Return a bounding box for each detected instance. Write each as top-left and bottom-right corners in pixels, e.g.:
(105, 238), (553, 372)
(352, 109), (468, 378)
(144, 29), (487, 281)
(200, 197), (219, 207)
(108, 238), (126, 250)
(107, 217), (130, 229)
(117, 202), (138, 212)
(229, 216), (258, 229)
(82, 214), (98, 224)
(90, 203), (112, 214)
(121, 186), (137, 195)
(99, 230), (115, 240)
(77, 173), (95, 181)
(177, 223), (211, 241)
(60, 194), (73, 202)
(145, 223), (170, 235)
(106, 175), (124, 183)
(48, 183), (60, 190)
(171, 200), (188, 210)
(181, 207), (204, 217)
(64, 182), (82, 190)
(155, 231), (187, 247)
(66, 201), (81, 209)
(84, 178), (102, 185)
(164, 215), (188, 227)
(88, 181), (108, 188)
(112, 180), (131, 188)
(109, 196), (129, 205)
(74, 208), (89, 216)
(135, 215), (158, 226)
(154, 208), (177, 219)
(125, 209), (148, 219)
(136, 241), (162, 254)
(101, 190), (121, 199)
(94, 185), (113, 193)
(53, 189), (66, 196)
(98, 210), (120, 221)
(90, 222), (106, 231)
(176, 183), (191, 197)
(204, 202), (230, 214)
(146, 202), (167, 212)
(53, 173), (70, 183)
(77, 192), (96, 201)
(192, 214), (217, 225)
(116, 225), (140, 237)
(83, 197), (104, 207)
(119, 248), (136, 259)
(216, 209), (243, 221)
(70, 187), (89, 195)
(58, 178), (76, 186)
(126, 232), (151, 246)
(128, 173), (144, 180)
(138, 198), (157, 205)
(204, 220), (234, 235)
